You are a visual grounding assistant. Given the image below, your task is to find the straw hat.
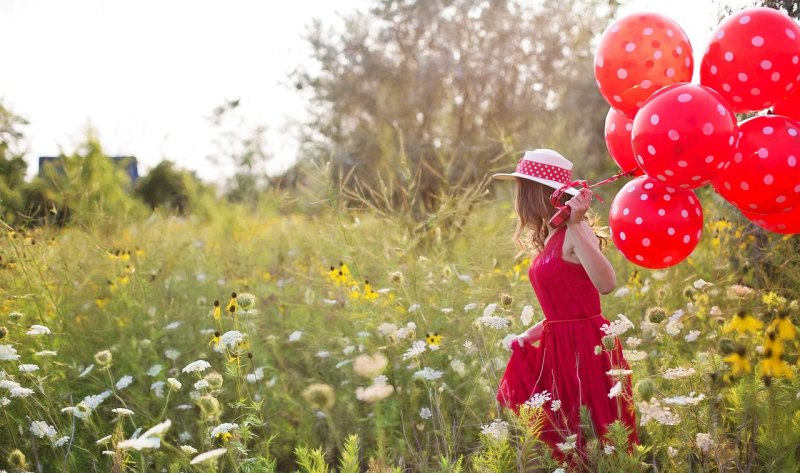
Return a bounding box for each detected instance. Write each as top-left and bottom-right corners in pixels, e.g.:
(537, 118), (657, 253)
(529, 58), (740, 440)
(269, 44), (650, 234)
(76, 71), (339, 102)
(492, 149), (579, 196)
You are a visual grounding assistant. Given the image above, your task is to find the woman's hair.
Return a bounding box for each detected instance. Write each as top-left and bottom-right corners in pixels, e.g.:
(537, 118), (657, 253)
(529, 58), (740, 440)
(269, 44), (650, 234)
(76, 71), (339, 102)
(513, 178), (608, 257)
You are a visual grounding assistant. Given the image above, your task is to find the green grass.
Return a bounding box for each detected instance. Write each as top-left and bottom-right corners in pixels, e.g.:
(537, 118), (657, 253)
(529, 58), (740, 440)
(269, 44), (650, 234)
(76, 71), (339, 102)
(1, 189), (799, 472)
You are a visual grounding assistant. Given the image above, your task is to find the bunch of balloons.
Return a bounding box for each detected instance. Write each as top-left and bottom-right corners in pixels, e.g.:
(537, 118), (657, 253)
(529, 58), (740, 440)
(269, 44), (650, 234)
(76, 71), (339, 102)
(595, 7), (800, 269)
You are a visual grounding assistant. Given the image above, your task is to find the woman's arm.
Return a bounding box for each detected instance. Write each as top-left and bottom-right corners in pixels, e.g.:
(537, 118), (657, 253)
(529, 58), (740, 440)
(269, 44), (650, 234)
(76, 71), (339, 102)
(564, 188), (617, 295)
(508, 320), (545, 348)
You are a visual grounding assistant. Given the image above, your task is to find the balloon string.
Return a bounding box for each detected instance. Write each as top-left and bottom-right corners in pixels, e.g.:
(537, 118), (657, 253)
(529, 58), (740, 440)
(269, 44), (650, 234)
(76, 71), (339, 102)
(550, 168), (638, 209)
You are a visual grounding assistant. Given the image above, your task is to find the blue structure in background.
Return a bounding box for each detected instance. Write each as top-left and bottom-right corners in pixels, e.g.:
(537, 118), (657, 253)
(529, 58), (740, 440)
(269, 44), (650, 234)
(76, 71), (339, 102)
(37, 156), (140, 183)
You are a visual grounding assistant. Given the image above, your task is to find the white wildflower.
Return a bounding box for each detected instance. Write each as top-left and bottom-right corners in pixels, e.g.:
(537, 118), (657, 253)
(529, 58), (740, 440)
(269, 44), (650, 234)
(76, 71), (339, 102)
(165, 321), (181, 330)
(34, 350), (58, 357)
(355, 383), (394, 402)
(182, 360), (211, 374)
(194, 380), (210, 390)
(373, 374), (388, 385)
(164, 349), (180, 361)
(551, 399), (561, 411)
(464, 303), (478, 312)
(315, 351), (330, 358)
(695, 432), (714, 453)
(19, 364), (39, 373)
(600, 315), (634, 337)
(480, 419), (509, 441)
(209, 422), (238, 439)
(30, 420), (57, 439)
(412, 367), (443, 381)
(419, 407), (432, 419)
(662, 367), (697, 379)
(625, 337), (641, 348)
(614, 287), (631, 297)
(608, 381), (623, 398)
(10, 386), (34, 398)
(118, 436), (161, 450)
(96, 435), (112, 445)
(181, 445), (198, 455)
(219, 331), (244, 348)
(458, 274), (473, 284)
(151, 381), (165, 398)
(667, 446), (679, 458)
(606, 369), (633, 376)
(54, 436), (70, 447)
(147, 365), (163, 377)
(450, 359), (466, 377)
(604, 445), (615, 455)
(82, 390), (112, 409)
(116, 375), (134, 390)
(483, 303), (498, 317)
(557, 434), (578, 452)
(112, 408), (135, 416)
(402, 341), (427, 360)
(693, 278), (711, 290)
(664, 393), (706, 406)
(78, 364), (94, 378)
(246, 367), (265, 384)
(167, 378), (182, 390)
(525, 390), (552, 409)
(26, 325), (51, 336)
(408, 303), (420, 312)
(477, 316), (510, 330)
(376, 323), (397, 336)
(520, 305), (534, 326)
(623, 350), (648, 361)
(684, 330), (701, 342)
(440, 307), (453, 313)
(342, 345), (355, 355)
(288, 331), (303, 342)
(637, 399), (680, 426)
(190, 448), (227, 465)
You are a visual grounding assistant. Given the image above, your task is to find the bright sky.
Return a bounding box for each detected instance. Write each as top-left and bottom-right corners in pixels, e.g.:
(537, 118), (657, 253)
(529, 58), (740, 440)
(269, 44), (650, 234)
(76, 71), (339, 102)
(0, 0), (741, 182)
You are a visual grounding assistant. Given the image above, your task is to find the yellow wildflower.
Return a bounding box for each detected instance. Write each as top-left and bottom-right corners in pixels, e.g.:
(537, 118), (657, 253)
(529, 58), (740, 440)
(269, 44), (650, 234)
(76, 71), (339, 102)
(209, 331), (220, 347)
(761, 355), (793, 379)
(768, 312), (796, 341)
(212, 300), (221, 320)
(425, 332), (442, 347)
(723, 311), (763, 336)
(723, 347), (751, 376)
(225, 293), (237, 314)
(95, 297), (110, 309)
(762, 291), (787, 310)
(363, 280), (378, 301)
(627, 270), (641, 288)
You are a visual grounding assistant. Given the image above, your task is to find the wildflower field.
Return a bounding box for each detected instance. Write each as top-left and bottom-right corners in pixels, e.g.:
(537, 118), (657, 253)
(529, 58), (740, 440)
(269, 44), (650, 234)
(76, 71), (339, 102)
(2, 186), (800, 472)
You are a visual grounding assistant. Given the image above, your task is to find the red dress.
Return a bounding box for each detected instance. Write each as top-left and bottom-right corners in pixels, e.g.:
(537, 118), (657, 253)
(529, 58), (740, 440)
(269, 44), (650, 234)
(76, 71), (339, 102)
(496, 225), (638, 458)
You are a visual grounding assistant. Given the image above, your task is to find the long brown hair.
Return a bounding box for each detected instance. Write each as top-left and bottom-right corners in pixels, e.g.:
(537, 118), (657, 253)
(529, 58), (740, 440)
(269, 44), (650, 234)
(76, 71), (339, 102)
(513, 178), (607, 257)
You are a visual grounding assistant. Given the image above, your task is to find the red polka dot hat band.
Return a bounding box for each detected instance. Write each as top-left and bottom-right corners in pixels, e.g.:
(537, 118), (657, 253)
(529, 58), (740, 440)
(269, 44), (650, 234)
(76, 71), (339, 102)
(514, 159), (572, 184)
(492, 149), (579, 196)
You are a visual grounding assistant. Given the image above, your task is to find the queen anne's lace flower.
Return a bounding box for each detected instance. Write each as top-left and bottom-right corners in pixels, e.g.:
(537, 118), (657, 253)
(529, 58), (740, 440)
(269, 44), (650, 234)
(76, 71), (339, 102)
(182, 360), (211, 374)
(412, 367), (443, 381)
(480, 419), (509, 441)
(525, 390), (552, 409)
(662, 367), (697, 379)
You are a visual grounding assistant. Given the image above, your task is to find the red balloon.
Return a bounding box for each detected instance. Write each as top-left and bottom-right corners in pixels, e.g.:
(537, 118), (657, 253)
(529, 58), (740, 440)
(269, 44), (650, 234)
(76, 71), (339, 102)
(604, 108), (644, 175)
(773, 87), (800, 120)
(631, 83), (738, 189)
(742, 206), (800, 234)
(713, 115), (800, 215)
(609, 176), (704, 269)
(700, 7), (800, 114)
(595, 12), (693, 118)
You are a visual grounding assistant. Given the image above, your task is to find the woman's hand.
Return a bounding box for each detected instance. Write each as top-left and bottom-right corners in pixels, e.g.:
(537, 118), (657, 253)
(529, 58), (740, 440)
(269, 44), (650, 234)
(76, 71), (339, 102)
(565, 187), (593, 224)
(506, 321), (544, 349)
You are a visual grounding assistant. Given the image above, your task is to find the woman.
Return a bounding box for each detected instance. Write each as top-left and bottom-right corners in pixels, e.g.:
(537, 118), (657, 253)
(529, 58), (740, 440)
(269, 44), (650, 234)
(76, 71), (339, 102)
(492, 149), (638, 463)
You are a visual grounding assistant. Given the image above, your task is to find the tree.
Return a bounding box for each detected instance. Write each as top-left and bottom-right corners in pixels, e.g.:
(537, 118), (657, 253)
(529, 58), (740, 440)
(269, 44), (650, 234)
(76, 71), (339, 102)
(761, 0), (800, 18)
(134, 161), (190, 214)
(206, 99), (275, 203)
(295, 0), (617, 219)
(0, 100), (29, 225)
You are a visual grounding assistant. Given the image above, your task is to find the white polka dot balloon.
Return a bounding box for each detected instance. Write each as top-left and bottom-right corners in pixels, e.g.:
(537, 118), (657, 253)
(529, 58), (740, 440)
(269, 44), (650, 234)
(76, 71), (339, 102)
(631, 83), (738, 189)
(742, 204), (800, 234)
(700, 7), (800, 114)
(604, 108), (645, 176)
(774, 87), (800, 121)
(609, 176), (703, 269)
(712, 115), (800, 215)
(595, 12), (693, 119)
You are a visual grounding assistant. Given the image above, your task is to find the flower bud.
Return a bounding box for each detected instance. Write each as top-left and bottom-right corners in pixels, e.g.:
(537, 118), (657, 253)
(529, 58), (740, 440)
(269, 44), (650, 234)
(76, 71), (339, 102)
(646, 307), (666, 324)
(602, 335), (617, 351)
(204, 372), (224, 390)
(635, 379), (656, 402)
(94, 350), (112, 368)
(500, 294), (514, 306)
